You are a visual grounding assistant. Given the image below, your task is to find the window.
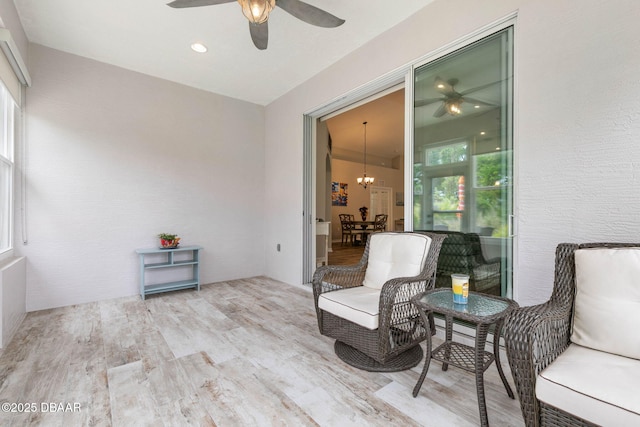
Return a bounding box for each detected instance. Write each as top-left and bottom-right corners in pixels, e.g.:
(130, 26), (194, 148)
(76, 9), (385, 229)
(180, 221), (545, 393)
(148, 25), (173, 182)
(0, 83), (18, 255)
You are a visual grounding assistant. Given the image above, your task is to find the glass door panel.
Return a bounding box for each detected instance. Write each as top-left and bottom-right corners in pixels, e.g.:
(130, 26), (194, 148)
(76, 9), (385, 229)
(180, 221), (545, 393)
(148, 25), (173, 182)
(412, 28), (514, 297)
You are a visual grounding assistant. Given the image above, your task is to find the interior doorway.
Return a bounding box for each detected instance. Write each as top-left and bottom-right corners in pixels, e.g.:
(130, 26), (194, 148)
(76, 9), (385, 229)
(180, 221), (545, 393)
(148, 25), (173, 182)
(316, 87), (405, 266)
(369, 186), (393, 231)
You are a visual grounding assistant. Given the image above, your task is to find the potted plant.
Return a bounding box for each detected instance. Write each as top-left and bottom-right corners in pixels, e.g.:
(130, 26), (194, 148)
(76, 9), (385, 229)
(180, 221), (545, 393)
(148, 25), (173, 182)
(359, 206), (368, 221)
(158, 233), (180, 249)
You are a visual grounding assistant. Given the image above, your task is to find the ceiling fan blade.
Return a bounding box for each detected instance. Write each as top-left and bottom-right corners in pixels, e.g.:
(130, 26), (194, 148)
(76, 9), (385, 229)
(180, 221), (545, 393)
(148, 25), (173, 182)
(249, 21), (268, 50)
(414, 97), (443, 108)
(433, 104), (447, 118)
(459, 80), (502, 96)
(276, 0), (345, 28)
(167, 0), (235, 8)
(462, 97), (496, 107)
(434, 76), (455, 94)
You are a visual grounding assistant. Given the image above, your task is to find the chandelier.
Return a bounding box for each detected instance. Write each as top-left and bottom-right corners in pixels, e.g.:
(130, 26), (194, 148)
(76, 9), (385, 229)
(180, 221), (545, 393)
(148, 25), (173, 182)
(357, 121), (374, 189)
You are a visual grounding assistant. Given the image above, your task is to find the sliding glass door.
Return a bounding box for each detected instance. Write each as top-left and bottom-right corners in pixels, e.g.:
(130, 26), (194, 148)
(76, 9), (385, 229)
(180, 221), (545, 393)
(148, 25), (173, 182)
(413, 28), (514, 297)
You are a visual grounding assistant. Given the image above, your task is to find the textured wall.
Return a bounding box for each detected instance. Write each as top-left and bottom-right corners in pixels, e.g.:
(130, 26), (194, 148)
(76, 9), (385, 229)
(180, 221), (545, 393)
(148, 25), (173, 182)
(17, 45), (266, 311)
(265, 0), (640, 305)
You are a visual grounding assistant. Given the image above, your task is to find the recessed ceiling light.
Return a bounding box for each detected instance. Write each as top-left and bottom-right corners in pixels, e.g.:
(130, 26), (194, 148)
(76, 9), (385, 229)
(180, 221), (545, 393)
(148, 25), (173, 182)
(474, 105), (480, 109)
(190, 42), (208, 53)
(480, 131), (486, 135)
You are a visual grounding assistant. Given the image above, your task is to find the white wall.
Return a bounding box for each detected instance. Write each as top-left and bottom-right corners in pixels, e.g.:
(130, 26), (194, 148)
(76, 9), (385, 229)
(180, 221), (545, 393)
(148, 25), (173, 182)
(0, 0), (28, 56)
(17, 45), (266, 311)
(264, 0), (640, 306)
(0, 256), (26, 348)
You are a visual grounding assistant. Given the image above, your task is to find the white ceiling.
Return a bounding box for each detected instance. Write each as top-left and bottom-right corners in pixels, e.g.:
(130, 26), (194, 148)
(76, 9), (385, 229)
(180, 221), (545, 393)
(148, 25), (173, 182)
(325, 89), (405, 166)
(13, 0), (432, 105)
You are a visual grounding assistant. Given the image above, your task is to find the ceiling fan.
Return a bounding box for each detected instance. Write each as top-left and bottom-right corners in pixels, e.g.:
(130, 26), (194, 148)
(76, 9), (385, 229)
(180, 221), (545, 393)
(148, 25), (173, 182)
(415, 77), (498, 117)
(167, 0), (345, 50)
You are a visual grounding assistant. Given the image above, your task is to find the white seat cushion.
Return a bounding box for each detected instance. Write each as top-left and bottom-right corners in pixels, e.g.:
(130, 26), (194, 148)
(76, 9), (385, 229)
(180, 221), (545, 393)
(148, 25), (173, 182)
(536, 343), (640, 426)
(572, 247), (640, 359)
(362, 232), (432, 290)
(318, 286), (381, 330)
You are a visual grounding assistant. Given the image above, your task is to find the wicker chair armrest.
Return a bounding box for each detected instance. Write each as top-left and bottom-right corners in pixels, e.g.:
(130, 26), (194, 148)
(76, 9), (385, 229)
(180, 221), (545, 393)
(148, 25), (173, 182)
(484, 256), (502, 266)
(379, 274), (432, 309)
(503, 300), (573, 427)
(504, 301), (573, 373)
(312, 263), (367, 302)
(376, 274), (434, 356)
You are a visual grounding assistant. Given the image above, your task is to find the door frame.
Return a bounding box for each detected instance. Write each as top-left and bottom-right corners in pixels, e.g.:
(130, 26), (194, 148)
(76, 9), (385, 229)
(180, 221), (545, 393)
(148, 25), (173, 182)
(303, 72), (409, 284)
(302, 13), (518, 287)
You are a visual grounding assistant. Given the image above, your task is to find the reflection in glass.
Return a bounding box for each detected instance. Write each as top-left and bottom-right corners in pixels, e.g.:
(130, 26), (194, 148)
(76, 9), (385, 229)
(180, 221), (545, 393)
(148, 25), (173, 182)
(413, 28), (513, 297)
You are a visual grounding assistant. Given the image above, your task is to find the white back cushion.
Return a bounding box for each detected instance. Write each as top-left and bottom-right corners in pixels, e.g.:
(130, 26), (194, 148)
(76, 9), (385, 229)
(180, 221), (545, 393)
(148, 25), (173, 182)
(362, 233), (432, 290)
(572, 248), (640, 360)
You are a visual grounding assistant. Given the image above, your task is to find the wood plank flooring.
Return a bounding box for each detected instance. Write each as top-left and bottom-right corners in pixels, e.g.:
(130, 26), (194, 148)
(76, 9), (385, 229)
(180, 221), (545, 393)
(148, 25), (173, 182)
(0, 277), (525, 426)
(327, 243), (365, 266)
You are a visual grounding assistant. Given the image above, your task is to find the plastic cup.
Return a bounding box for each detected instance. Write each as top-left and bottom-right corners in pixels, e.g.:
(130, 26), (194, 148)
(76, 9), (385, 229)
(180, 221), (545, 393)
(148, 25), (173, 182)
(451, 274), (470, 304)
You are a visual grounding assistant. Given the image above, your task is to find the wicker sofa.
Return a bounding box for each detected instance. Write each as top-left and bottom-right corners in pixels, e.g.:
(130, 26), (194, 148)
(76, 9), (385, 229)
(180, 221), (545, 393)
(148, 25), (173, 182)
(503, 243), (640, 426)
(312, 232), (445, 371)
(427, 230), (502, 295)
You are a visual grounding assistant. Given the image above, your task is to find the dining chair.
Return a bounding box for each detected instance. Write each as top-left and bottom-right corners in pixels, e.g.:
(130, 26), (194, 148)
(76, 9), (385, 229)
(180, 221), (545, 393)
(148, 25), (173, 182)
(339, 214), (356, 246)
(373, 214), (388, 233)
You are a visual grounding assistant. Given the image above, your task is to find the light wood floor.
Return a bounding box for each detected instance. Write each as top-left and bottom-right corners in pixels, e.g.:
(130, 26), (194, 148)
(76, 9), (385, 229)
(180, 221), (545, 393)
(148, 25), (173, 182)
(0, 277), (524, 426)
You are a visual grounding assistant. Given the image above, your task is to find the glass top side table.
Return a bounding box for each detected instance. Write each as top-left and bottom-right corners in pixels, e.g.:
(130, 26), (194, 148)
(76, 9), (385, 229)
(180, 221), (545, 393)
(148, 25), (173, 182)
(410, 289), (519, 426)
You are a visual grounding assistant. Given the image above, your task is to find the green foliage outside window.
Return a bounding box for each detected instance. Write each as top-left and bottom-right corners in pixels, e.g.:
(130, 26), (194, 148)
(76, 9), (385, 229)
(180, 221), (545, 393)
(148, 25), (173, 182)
(427, 142), (467, 166)
(475, 152), (510, 236)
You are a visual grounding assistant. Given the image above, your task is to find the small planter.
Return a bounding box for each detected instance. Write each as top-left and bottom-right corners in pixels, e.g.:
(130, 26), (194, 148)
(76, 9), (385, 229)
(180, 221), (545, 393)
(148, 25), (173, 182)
(158, 233), (180, 249)
(359, 206), (368, 221)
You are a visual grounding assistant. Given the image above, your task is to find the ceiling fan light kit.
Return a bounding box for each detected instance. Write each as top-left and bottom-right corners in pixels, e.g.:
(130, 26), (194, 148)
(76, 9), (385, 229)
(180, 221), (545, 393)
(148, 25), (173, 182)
(445, 98), (462, 115)
(238, 0), (275, 24)
(167, 0), (345, 50)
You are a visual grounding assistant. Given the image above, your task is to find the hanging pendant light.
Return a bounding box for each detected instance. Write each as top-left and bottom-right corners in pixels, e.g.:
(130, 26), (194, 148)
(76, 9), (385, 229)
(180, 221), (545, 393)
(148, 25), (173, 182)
(237, 0), (275, 25)
(357, 121), (374, 189)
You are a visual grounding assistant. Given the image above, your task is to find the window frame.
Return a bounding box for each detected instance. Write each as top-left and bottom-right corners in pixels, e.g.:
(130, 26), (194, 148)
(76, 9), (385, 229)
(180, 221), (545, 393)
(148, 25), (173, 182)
(0, 83), (18, 258)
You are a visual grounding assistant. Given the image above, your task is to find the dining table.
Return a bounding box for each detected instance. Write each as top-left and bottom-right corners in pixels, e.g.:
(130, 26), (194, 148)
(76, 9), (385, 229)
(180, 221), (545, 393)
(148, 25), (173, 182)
(351, 220), (375, 245)
(352, 220), (375, 230)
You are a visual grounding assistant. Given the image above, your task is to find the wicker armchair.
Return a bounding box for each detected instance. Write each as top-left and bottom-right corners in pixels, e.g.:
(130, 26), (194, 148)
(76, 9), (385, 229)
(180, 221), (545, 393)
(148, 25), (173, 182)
(312, 232), (445, 371)
(428, 230), (502, 295)
(503, 242), (640, 427)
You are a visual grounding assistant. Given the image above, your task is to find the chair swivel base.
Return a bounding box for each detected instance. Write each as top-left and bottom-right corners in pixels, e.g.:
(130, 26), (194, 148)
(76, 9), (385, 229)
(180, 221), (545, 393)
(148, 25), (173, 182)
(334, 341), (423, 372)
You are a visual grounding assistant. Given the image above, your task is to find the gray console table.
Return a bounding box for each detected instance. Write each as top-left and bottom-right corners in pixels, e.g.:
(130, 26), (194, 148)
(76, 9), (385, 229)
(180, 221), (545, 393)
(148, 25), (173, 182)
(136, 245), (202, 299)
